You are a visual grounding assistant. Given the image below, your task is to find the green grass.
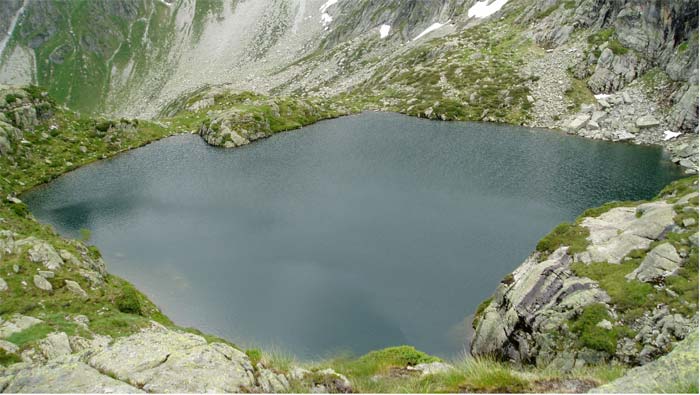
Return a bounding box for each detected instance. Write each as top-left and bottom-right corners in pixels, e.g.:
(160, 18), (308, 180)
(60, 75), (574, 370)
(587, 28), (616, 47)
(6, 324), (55, 347)
(579, 201), (639, 219)
(565, 76), (597, 111)
(639, 67), (673, 92)
(568, 304), (632, 354)
(0, 349), (22, 366)
(304, 352), (624, 393)
(246, 349), (262, 366)
(472, 297), (493, 330)
(536, 222), (590, 256)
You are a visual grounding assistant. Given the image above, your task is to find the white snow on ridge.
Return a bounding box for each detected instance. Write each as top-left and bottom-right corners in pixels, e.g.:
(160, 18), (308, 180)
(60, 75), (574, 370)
(413, 22), (446, 41)
(319, 0), (341, 29)
(321, 13), (333, 28)
(468, 0), (509, 18)
(379, 24), (391, 38)
(320, 0), (339, 13)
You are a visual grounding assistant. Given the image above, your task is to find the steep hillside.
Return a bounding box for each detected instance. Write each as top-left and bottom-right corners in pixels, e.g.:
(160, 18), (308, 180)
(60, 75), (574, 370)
(2, 0), (697, 172)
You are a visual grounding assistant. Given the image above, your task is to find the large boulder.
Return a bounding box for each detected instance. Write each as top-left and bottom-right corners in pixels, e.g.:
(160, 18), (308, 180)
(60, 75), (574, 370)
(87, 323), (256, 393)
(626, 243), (682, 282)
(16, 237), (64, 270)
(0, 358), (142, 393)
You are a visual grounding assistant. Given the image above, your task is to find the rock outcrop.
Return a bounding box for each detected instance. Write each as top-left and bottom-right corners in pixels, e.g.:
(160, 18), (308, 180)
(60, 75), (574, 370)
(196, 91), (344, 148)
(591, 330), (699, 393)
(472, 179), (699, 369)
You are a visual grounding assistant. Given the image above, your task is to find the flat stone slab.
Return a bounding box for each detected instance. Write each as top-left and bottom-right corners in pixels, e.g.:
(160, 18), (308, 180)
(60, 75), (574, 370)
(0, 359), (141, 393)
(87, 324), (256, 393)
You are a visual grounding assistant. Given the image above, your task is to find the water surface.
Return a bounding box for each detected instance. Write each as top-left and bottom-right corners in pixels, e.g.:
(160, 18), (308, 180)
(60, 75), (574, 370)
(24, 112), (684, 358)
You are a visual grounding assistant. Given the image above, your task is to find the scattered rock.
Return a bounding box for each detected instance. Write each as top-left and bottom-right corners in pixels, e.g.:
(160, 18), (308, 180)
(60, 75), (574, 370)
(626, 243), (682, 283)
(64, 280), (88, 299)
(310, 369), (353, 393)
(567, 114), (590, 132)
(0, 277), (8, 292)
(591, 331), (699, 393)
(20, 238), (63, 270)
(288, 366), (312, 381)
(0, 339), (19, 354)
(636, 115), (661, 129)
(596, 320), (613, 330)
(37, 270), (54, 278)
(259, 368), (290, 393)
(0, 315), (43, 338)
(38, 332), (72, 360)
(33, 274), (53, 292)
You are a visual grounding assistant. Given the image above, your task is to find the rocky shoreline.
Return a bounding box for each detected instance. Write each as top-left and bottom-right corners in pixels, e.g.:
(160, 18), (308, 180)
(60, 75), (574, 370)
(471, 178), (698, 378)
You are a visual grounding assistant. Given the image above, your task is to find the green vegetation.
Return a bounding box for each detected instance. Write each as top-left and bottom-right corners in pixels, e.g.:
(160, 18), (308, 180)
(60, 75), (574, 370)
(292, 349), (623, 393)
(565, 77), (597, 111)
(115, 283), (143, 315)
(6, 324), (55, 347)
(639, 67), (672, 92)
(536, 222), (589, 256)
(79, 228), (92, 242)
(170, 90), (348, 147)
(331, 17), (536, 125)
(587, 28), (628, 56)
(569, 304), (632, 354)
(1, 91), (176, 196)
(659, 176), (698, 202)
(579, 200), (639, 219)
(0, 349), (22, 367)
(472, 297), (493, 330)
(587, 28), (616, 47)
(246, 349), (263, 366)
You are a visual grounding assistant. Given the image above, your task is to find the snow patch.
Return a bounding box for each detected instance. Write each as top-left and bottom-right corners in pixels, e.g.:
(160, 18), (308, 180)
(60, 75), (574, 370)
(413, 22), (447, 41)
(663, 130), (682, 141)
(379, 24), (391, 39)
(594, 93), (612, 100)
(319, 0), (339, 14)
(321, 13), (333, 28)
(467, 0), (509, 19)
(319, 0), (340, 29)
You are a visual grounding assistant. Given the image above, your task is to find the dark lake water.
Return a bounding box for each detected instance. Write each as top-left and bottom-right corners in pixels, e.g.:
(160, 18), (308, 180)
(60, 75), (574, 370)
(23, 112), (684, 359)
